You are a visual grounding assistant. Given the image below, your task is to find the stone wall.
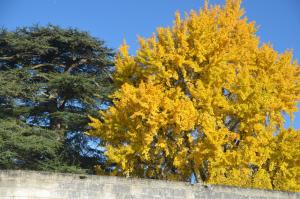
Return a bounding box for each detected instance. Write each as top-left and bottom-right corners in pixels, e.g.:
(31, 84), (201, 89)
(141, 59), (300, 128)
(0, 170), (299, 199)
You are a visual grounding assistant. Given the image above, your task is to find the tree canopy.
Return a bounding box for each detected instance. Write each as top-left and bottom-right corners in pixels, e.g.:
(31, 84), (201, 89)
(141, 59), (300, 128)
(0, 25), (114, 173)
(89, 0), (300, 191)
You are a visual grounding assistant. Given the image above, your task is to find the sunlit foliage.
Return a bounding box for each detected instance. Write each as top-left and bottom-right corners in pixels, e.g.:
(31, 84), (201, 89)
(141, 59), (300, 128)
(89, 0), (300, 191)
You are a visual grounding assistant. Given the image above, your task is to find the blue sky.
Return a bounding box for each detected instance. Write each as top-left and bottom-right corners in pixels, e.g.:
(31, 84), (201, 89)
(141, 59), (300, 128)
(0, 0), (299, 129)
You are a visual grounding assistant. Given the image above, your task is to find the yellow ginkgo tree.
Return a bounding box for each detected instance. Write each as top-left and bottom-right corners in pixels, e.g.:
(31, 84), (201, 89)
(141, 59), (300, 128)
(88, 0), (300, 192)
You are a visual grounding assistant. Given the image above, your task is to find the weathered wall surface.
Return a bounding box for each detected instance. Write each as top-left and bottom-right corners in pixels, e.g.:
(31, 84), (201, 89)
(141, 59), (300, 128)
(0, 170), (299, 199)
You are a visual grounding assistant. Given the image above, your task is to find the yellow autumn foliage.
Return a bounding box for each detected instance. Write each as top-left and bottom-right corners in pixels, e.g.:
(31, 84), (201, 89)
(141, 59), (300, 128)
(89, 0), (300, 192)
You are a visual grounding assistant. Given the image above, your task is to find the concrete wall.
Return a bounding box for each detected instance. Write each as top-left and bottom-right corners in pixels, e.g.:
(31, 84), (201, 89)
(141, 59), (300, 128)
(0, 170), (299, 199)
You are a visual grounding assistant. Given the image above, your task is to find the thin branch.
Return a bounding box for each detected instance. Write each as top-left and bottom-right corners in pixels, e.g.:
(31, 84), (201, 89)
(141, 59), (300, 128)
(31, 63), (60, 69)
(66, 59), (87, 73)
(0, 56), (15, 61)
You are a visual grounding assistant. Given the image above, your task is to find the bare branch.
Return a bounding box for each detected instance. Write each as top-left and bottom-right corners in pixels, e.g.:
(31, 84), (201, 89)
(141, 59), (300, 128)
(31, 63), (60, 69)
(0, 56), (15, 61)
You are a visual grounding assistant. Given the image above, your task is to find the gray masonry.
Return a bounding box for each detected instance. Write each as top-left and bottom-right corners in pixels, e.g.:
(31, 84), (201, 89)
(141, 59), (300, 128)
(0, 170), (299, 199)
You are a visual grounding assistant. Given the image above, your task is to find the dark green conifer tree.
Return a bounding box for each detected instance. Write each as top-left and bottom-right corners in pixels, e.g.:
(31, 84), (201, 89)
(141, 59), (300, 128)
(0, 25), (114, 173)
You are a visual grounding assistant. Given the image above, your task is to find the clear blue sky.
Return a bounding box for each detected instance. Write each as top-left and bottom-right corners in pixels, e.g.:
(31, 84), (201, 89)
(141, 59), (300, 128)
(1, 0), (299, 129)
